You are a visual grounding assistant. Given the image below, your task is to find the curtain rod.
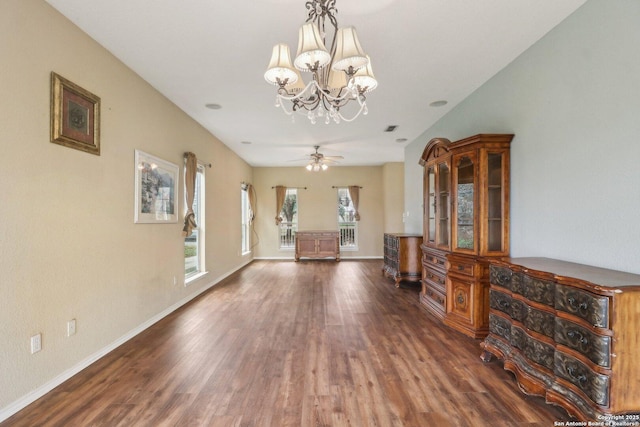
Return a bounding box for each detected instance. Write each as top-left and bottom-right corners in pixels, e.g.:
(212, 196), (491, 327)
(271, 186), (307, 189)
(332, 186), (363, 189)
(183, 153), (211, 168)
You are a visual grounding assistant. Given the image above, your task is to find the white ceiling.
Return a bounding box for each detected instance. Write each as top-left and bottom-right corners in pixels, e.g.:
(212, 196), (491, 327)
(45, 0), (586, 167)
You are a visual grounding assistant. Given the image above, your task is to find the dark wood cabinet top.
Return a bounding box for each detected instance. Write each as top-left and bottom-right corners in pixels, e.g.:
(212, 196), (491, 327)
(494, 257), (640, 290)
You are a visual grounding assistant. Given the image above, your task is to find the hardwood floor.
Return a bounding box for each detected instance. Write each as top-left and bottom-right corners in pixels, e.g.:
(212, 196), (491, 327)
(2, 260), (571, 426)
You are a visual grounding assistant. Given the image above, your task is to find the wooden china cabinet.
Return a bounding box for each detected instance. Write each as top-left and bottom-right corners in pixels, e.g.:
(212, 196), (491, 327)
(420, 134), (513, 338)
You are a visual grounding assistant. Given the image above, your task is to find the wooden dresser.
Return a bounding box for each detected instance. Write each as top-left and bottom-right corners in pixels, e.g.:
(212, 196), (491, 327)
(295, 231), (340, 261)
(383, 233), (423, 287)
(481, 257), (640, 420)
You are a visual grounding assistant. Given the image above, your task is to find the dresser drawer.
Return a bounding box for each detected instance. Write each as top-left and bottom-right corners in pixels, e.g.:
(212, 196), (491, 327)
(490, 265), (523, 294)
(554, 351), (610, 407)
(489, 289), (527, 323)
(523, 332), (555, 371)
(423, 251), (447, 273)
(422, 285), (446, 312)
(555, 285), (609, 328)
(489, 289), (512, 316)
(449, 258), (474, 277)
(524, 306), (555, 339)
(555, 318), (611, 368)
(489, 313), (512, 342)
(522, 274), (555, 307)
(510, 298), (528, 324)
(423, 267), (446, 291)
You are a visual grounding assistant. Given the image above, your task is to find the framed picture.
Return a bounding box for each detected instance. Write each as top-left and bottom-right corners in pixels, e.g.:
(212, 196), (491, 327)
(134, 150), (179, 223)
(50, 72), (101, 155)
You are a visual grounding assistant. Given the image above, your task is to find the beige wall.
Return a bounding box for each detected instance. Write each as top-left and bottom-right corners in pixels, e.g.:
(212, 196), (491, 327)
(0, 0), (252, 414)
(252, 166), (386, 258)
(382, 162), (405, 233)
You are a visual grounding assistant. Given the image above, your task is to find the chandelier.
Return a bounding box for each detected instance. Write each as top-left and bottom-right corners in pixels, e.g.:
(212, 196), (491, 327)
(264, 0), (378, 124)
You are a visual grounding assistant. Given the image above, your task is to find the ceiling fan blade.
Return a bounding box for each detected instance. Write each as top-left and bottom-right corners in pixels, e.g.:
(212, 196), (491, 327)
(323, 155), (344, 160)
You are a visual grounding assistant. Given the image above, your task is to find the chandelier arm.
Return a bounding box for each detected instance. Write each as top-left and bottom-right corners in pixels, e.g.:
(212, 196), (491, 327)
(275, 80), (326, 113)
(326, 1), (338, 34)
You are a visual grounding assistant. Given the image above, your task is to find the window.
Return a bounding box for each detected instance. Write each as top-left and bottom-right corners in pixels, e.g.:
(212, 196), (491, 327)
(279, 188), (297, 249)
(241, 186), (251, 254)
(337, 187), (358, 250)
(185, 163), (205, 279)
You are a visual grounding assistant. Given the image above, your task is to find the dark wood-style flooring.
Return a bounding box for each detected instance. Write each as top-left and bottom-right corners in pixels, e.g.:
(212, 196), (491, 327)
(2, 260), (571, 426)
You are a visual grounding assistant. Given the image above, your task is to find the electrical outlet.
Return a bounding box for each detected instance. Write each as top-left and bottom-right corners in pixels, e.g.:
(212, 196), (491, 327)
(30, 333), (42, 354)
(67, 319), (76, 337)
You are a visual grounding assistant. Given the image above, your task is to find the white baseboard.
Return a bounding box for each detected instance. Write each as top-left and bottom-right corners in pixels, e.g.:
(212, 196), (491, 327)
(0, 259), (253, 423)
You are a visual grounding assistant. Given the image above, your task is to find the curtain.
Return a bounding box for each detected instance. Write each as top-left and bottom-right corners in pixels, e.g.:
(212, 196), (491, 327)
(182, 152), (198, 236)
(246, 183), (255, 223)
(275, 185), (286, 225)
(348, 185), (361, 221)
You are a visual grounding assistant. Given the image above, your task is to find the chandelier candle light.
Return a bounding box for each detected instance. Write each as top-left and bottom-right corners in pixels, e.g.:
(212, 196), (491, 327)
(264, 0), (378, 124)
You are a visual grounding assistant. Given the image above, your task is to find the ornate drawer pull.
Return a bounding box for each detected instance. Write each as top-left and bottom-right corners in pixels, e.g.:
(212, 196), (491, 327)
(457, 294), (465, 304)
(458, 265), (465, 271)
(567, 366), (588, 385)
(567, 330), (589, 345)
(498, 300), (510, 310)
(567, 297), (589, 311)
(497, 273), (511, 285)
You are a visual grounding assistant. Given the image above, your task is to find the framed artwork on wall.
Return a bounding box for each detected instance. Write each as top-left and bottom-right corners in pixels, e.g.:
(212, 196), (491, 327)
(134, 150), (179, 224)
(50, 72), (101, 155)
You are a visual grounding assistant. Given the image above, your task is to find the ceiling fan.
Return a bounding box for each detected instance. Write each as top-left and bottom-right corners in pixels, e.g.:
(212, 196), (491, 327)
(295, 145), (344, 171)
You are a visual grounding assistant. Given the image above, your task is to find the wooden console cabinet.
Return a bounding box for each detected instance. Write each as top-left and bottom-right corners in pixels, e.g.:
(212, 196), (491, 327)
(481, 257), (640, 420)
(383, 233), (423, 287)
(419, 134), (513, 338)
(295, 231), (340, 261)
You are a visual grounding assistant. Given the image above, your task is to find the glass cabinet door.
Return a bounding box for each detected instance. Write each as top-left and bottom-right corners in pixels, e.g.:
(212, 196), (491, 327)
(454, 154), (476, 252)
(426, 166), (436, 244)
(486, 151), (506, 253)
(437, 162), (450, 248)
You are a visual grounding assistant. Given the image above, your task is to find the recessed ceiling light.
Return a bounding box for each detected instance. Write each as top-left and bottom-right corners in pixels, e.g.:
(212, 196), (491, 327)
(385, 125), (398, 132)
(396, 138), (408, 143)
(241, 141), (252, 145)
(429, 100), (448, 107)
(205, 103), (222, 110)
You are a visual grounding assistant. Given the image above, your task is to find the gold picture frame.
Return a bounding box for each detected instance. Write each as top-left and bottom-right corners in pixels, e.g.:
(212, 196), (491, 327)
(50, 72), (101, 155)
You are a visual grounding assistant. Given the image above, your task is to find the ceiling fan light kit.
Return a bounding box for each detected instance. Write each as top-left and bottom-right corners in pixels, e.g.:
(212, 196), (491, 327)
(303, 145), (342, 171)
(264, 0), (378, 124)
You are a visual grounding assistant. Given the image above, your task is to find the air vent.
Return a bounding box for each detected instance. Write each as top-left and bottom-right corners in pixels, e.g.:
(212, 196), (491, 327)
(385, 125), (398, 132)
